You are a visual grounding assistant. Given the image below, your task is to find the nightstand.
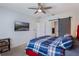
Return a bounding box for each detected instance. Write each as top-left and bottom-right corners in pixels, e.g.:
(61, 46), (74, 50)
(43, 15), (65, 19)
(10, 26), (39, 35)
(0, 38), (10, 54)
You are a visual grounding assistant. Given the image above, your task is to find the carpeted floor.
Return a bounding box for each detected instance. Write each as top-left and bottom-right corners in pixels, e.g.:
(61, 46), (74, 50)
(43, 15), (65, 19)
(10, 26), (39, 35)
(65, 40), (79, 56)
(1, 44), (27, 56)
(1, 40), (79, 56)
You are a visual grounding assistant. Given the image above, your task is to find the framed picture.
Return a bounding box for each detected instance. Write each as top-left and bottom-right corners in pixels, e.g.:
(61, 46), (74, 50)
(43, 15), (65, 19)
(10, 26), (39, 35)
(14, 21), (29, 31)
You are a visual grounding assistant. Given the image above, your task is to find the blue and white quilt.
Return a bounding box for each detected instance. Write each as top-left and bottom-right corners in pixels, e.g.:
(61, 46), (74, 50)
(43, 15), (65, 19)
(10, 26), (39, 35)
(26, 35), (73, 56)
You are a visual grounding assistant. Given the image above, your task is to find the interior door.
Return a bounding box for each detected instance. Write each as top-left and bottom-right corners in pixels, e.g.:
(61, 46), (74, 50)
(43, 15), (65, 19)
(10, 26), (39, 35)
(36, 22), (46, 37)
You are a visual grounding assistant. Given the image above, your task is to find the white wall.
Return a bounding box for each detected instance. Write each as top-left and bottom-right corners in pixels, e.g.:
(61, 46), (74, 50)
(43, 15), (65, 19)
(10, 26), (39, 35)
(0, 7), (35, 48)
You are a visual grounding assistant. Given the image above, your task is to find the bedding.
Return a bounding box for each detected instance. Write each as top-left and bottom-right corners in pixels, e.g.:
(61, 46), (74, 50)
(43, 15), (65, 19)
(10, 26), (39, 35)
(26, 35), (73, 56)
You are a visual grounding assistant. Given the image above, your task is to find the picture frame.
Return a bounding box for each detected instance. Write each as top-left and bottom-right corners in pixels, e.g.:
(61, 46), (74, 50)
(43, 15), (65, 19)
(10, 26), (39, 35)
(14, 21), (29, 31)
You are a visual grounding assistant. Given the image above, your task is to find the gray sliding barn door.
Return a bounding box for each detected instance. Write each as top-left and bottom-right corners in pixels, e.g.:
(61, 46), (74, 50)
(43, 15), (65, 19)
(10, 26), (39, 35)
(58, 17), (71, 36)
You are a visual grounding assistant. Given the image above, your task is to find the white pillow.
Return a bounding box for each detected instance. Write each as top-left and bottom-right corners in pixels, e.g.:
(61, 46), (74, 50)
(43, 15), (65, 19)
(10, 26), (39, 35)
(64, 34), (71, 37)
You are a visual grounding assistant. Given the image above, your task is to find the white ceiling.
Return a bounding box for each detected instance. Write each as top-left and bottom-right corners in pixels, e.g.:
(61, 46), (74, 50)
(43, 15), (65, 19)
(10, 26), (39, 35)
(0, 3), (79, 18)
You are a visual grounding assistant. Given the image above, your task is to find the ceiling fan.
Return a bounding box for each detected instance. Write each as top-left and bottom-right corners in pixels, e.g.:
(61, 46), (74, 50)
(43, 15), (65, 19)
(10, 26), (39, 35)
(28, 3), (52, 14)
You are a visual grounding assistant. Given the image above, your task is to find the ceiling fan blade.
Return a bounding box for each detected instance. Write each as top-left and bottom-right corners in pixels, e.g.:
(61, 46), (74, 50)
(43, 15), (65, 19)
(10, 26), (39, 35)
(28, 8), (37, 9)
(38, 3), (43, 8)
(43, 7), (52, 9)
(51, 14), (55, 16)
(38, 3), (41, 6)
(42, 10), (46, 14)
(34, 10), (38, 14)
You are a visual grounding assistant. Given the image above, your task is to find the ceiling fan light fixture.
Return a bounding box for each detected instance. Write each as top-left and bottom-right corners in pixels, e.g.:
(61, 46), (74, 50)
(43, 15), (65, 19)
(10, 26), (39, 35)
(38, 9), (42, 12)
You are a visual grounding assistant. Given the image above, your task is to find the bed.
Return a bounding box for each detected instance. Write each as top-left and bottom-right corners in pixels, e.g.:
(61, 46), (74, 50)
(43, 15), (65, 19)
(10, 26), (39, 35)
(25, 35), (73, 56)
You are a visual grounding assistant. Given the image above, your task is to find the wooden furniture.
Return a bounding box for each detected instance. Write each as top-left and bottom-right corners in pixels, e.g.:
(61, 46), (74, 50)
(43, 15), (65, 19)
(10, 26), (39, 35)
(50, 17), (71, 36)
(0, 38), (10, 54)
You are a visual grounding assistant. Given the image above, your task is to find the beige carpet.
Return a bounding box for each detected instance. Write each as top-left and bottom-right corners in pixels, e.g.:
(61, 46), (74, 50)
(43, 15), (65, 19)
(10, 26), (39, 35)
(1, 44), (27, 56)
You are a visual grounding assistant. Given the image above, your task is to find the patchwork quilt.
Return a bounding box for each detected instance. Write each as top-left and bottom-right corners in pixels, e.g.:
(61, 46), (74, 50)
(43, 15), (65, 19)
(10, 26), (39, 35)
(26, 35), (73, 56)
